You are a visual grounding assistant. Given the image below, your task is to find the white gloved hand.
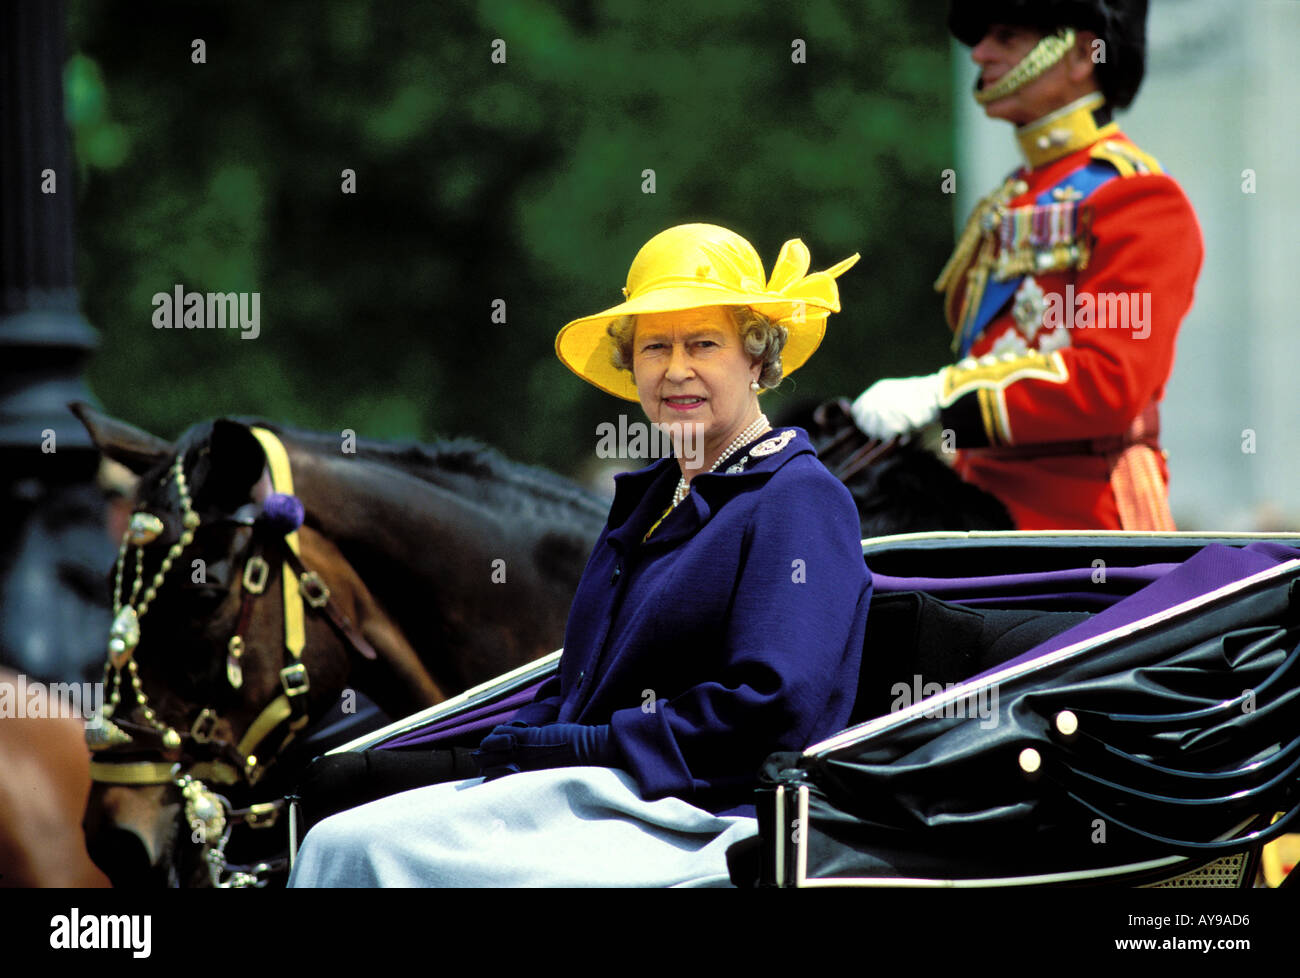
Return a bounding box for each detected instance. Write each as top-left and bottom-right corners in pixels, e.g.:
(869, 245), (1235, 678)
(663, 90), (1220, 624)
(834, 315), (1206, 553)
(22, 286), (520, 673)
(849, 373), (944, 440)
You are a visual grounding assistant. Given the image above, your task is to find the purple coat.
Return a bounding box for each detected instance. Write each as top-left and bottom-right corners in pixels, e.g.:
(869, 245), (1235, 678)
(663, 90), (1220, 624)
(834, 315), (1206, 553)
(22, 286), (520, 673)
(513, 427), (871, 816)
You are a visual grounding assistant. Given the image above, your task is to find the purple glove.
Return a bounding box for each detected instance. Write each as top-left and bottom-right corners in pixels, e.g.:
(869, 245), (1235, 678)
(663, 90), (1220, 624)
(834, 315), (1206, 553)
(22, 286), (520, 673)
(473, 721), (620, 781)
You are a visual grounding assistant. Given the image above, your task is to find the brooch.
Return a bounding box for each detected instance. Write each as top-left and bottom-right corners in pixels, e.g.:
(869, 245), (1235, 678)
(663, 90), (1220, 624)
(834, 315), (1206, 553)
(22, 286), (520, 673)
(1012, 276), (1046, 341)
(750, 430), (796, 457)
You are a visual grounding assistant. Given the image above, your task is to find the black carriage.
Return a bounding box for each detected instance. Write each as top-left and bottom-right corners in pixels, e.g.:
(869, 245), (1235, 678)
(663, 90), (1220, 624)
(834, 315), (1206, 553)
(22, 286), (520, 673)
(295, 529), (1300, 889)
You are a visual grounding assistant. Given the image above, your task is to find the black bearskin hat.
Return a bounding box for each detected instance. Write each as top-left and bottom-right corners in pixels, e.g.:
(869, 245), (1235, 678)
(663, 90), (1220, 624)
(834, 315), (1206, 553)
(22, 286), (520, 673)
(948, 0), (1148, 109)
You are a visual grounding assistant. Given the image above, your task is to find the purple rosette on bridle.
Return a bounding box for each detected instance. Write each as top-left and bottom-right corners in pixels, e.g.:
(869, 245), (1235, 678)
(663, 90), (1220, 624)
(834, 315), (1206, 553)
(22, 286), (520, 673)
(260, 492), (305, 535)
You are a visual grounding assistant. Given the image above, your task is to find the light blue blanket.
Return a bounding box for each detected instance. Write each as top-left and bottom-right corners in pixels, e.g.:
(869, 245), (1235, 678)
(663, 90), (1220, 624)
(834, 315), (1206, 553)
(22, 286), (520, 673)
(287, 766), (757, 888)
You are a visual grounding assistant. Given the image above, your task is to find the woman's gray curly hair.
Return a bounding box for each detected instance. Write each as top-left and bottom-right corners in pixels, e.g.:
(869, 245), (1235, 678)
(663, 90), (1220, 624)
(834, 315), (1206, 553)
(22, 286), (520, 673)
(606, 307), (789, 391)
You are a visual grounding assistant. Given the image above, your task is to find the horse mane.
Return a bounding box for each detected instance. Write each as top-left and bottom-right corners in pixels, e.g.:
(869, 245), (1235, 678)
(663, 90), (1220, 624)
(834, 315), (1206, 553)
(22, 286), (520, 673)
(773, 398), (1014, 536)
(217, 417), (610, 522)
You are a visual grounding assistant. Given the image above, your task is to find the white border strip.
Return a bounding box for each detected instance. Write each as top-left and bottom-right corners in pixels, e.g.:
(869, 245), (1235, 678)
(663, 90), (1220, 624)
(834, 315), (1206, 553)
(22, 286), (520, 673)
(859, 529), (1300, 550)
(797, 785), (809, 888)
(806, 558), (1300, 756)
(774, 786), (785, 887)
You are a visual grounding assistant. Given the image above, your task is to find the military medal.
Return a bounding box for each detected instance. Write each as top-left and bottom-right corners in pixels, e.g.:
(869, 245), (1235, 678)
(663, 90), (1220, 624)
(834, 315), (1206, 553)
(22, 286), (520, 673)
(1012, 276), (1046, 341)
(1037, 325), (1072, 354)
(994, 199), (1087, 281)
(990, 330), (1029, 359)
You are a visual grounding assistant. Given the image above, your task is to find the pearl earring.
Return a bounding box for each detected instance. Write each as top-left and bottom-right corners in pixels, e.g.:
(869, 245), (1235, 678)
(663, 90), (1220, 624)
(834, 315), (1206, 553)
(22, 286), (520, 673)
(750, 380), (760, 392)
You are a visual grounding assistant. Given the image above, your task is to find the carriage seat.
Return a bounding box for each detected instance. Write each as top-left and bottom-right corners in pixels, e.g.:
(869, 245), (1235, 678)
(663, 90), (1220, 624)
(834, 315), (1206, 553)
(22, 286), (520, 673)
(849, 591), (1090, 726)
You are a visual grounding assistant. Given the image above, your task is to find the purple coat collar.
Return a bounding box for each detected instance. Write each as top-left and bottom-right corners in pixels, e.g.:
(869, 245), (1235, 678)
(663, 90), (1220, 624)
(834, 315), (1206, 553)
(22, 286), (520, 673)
(606, 427), (816, 551)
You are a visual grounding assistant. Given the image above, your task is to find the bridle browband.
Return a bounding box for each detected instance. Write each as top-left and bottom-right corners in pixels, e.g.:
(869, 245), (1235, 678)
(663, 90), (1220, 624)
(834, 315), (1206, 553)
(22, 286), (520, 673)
(87, 426), (378, 886)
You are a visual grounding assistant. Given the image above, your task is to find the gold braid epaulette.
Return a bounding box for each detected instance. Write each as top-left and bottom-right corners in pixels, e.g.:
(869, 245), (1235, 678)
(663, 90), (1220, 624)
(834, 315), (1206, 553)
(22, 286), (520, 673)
(934, 195), (992, 302)
(935, 176), (1028, 346)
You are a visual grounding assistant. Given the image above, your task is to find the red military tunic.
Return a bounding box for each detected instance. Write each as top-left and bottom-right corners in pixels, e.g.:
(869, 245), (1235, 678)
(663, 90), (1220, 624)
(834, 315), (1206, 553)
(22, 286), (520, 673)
(934, 95), (1204, 530)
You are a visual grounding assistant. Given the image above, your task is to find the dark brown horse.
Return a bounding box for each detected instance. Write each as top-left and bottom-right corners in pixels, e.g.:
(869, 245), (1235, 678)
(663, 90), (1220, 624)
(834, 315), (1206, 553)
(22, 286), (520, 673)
(788, 398), (1014, 536)
(72, 404), (607, 887)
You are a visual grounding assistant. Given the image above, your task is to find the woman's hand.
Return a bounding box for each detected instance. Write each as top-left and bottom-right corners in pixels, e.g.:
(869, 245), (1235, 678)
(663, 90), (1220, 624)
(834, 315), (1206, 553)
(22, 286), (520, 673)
(472, 722), (619, 780)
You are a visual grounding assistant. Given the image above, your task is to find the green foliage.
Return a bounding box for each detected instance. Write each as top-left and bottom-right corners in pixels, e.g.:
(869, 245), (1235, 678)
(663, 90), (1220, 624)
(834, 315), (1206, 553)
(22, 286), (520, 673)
(67, 0), (955, 475)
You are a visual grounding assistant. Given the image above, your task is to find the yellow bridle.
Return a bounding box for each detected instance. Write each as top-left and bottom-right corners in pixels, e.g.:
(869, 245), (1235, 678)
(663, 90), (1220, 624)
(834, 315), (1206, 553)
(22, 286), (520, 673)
(89, 426), (318, 789)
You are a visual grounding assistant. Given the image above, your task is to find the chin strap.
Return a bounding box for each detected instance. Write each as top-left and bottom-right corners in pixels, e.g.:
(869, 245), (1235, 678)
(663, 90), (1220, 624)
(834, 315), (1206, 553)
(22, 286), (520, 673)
(976, 28), (1077, 105)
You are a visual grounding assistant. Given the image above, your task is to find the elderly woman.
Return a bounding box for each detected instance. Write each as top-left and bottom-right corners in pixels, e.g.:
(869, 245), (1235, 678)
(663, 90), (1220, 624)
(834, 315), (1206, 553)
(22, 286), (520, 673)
(288, 223), (869, 886)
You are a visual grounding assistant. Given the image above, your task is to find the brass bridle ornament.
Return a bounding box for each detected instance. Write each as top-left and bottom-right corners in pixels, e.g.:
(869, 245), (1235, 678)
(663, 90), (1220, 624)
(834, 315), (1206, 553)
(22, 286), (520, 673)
(87, 427), (374, 887)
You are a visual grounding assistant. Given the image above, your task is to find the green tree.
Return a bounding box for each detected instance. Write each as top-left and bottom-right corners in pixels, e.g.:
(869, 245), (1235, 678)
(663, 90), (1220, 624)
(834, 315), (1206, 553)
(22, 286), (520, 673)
(67, 0), (955, 478)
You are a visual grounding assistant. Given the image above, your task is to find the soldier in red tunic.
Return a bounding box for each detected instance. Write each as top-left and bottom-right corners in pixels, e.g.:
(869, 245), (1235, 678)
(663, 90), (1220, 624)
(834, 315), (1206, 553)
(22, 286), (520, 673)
(851, 0), (1203, 530)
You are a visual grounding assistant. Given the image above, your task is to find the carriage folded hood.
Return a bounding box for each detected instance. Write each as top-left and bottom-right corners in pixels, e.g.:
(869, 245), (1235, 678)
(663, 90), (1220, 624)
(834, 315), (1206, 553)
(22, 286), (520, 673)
(754, 540), (1300, 885)
(968, 541), (1300, 681)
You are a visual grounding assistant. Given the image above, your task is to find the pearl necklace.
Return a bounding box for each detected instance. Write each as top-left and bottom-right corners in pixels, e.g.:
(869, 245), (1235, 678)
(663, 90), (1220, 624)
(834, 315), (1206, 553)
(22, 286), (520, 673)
(671, 413), (771, 507)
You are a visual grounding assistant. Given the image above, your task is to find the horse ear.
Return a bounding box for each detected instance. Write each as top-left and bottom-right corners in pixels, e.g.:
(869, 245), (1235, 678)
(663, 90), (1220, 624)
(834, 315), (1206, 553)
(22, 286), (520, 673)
(204, 420), (270, 507)
(68, 402), (172, 475)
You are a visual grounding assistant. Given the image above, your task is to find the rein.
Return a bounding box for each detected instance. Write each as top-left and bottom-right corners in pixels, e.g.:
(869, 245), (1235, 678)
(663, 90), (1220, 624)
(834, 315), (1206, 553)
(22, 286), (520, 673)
(86, 427), (376, 887)
(811, 399), (900, 484)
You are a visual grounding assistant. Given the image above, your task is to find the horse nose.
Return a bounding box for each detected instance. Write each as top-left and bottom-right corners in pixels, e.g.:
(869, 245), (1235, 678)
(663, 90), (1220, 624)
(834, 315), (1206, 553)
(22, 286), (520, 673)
(85, 825), (169, 888)
(84, 782), (180, 888)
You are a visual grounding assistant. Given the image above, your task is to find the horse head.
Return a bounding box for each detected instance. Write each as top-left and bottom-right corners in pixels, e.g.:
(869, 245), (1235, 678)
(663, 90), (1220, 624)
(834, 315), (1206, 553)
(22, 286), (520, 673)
(72, 404), (439, 887)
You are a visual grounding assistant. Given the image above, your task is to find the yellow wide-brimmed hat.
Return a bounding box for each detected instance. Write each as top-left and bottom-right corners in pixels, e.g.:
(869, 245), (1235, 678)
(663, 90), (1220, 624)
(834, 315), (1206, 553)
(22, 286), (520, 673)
(555, 223), (859, 401)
